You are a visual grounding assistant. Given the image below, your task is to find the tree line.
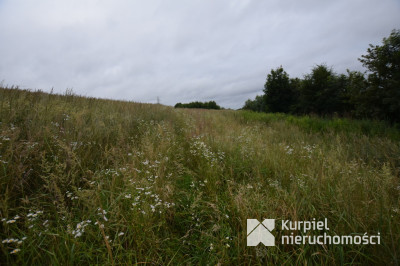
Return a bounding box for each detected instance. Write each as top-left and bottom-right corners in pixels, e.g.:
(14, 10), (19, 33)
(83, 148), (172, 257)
(175, 101), (221, 110)
(243, 29), (400, 123)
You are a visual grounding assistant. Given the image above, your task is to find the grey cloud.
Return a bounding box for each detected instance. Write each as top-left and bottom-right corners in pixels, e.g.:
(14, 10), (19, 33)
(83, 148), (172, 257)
(1, 0), (399, 109)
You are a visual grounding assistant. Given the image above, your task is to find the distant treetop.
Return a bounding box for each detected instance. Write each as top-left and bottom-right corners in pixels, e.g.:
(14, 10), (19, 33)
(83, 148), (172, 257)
(174, 101), (221, 110)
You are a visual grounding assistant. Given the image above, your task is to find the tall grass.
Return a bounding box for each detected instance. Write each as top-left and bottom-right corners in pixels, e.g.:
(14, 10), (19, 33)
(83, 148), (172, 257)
(0, 86), (399, 264)
(236, 110), (400, 141)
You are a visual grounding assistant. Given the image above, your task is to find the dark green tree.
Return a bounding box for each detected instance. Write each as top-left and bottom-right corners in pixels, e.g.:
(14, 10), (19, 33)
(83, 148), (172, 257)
(174, 101), (221, 110)
(263, 66), (295, 113)
(359, 29), (400, 122)
(299, 64), (345, 115)
(288, 77), (302, 113)
(345, 70), (369, 117)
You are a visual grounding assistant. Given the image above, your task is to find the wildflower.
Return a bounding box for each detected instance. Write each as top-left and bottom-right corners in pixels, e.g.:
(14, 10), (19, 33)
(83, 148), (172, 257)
(226, 244), (230, 248)
(209, 243), (214, 251)
(118, 232), (125, 237)
(22, 237), (27, 241)
(6, 219), (16, 224)
(125, 194), (132, 199)
(95, 221), (105, 228)
(10, 249), (21, 254)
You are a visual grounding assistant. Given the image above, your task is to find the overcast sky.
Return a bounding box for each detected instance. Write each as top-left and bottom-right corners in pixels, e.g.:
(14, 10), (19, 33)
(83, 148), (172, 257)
(0, 0), (399, 108)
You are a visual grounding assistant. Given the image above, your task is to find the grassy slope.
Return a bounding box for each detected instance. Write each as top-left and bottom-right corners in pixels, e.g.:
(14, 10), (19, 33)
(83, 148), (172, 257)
(0, 87), (399, 265)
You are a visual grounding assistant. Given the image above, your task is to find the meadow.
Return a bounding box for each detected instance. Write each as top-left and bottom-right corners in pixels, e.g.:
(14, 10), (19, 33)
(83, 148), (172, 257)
(0, 86), (399, 265)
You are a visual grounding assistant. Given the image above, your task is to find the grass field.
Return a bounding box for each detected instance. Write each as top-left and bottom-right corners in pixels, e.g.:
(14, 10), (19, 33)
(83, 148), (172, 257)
(0, 86), (399, 265)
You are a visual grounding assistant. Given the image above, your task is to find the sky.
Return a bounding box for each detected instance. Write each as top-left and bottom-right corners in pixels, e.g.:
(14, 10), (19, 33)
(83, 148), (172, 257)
(0, 0), (399, 109)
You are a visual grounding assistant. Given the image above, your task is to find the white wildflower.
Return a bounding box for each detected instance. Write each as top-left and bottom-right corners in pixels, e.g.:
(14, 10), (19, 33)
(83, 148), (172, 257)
(10, 249), (21, 254)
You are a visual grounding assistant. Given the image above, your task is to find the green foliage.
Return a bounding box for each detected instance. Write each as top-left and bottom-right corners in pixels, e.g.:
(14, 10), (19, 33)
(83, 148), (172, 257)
(174, 101), (221, 110)
(263, 66), (296, 113)
(242, 95), (266, 112)
(300, 64), (350, 115)
(358, 29), (400, 122)
(346, 70), (369, 117)
(236, 110), (400, 141)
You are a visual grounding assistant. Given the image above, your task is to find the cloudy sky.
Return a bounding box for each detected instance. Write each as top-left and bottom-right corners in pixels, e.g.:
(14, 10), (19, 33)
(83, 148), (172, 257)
(0, 0), (399, 108)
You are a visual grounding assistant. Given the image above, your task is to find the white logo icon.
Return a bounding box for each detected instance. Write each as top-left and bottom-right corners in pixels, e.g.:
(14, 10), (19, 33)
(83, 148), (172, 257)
(247, 219), (275, 246)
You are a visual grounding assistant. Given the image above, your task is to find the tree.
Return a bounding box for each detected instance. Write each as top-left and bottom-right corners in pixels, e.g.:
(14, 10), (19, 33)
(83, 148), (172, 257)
(299, 64), (345, 115)
(174, 101), (221, 110)
(263, 66), (295, 113)
(359, 29), (400, 122)
(242, 95), (266, 112)
(288, 77), (302, 114)
(345, 70), (369, 118)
